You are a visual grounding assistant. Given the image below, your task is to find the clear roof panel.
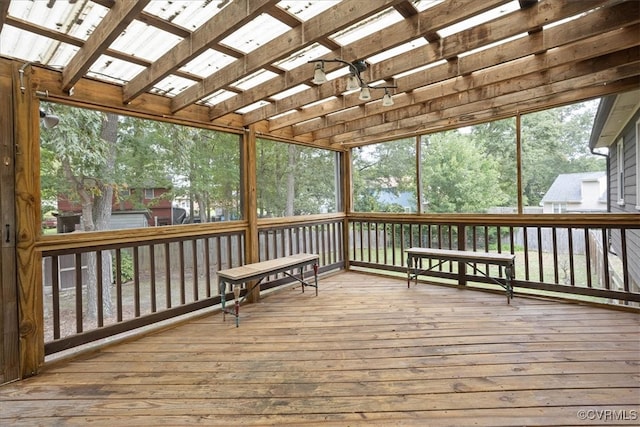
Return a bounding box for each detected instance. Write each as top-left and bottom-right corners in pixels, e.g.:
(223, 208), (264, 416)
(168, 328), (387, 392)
(366, 38), (429, 64)
(437, 0), (520, 38)
(88, 55), (145, 85)
(110, 21), (182, 62)
(278, 1), (341, 22)
(151, 74), (201, 98)
(231, 68), (279, 91)
(180, 49), (237, 78)
(220, 13), (291, 54)
(143, 1), (227, 31)
(274, 43), (332, 71)
(330, 7), (403, 46)
(271, 84), (311, 100)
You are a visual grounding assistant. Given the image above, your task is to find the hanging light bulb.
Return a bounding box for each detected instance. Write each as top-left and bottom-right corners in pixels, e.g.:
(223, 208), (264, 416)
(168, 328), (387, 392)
(382, 89), (394, 106)
(312, 62), (327, 85)
(346, 74), (360, 91)
(359, 86), (371, 101)
(39, 110), (60, 129)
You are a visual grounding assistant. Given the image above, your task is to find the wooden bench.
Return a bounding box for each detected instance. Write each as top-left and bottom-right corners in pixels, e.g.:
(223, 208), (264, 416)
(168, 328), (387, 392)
(217, 253), (319, 326)
(405, 247), (516, 304)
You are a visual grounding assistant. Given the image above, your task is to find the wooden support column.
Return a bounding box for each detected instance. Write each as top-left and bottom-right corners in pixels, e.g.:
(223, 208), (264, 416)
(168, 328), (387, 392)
(516, 112), (523, 215)
(0, 60), (19, 384)
(12, 63), (44, 378)
(244, 125), (260, 303)
(342, 149), (352, 270)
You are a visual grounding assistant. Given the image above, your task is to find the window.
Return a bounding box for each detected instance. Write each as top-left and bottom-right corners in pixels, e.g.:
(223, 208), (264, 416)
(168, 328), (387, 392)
(144, 188), (154, 199)
(617, 137), (625, 205)
(552, 203), (567, 213)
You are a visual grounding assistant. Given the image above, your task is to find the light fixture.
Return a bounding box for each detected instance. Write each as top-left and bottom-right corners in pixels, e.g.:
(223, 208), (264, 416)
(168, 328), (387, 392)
(39, 110), (59, 129)
(382, 88), (394, 106)
(308, 58), (396, 106)
(312, 62), (328, 84)
(358, 86), (371, 101)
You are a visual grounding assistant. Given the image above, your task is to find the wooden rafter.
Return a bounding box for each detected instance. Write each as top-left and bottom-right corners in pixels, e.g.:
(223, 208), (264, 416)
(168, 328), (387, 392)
(225, 0), (513, 123)
(171, 0), (406, 114)
(123, 0), (279, 104)
(292, 7), (640, 139)
(61, 0), (151, 93)
(260, 0), (611, 135)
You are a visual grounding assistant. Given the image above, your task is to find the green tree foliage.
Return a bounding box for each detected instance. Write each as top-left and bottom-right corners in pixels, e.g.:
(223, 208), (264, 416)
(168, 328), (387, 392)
(256, 139), (338, 217)
(421, 131), (508, 213)
(352, 138), (417, 212)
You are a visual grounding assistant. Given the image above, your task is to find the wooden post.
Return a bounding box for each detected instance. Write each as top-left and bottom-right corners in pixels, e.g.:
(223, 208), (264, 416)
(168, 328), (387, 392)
(0, 60), (20, 383)
(244, 125), (260, 303)
(342, 149), (352, 270)
(516, 112), (523, 215)
(457, 224), (467, 287)
(13, 63), (44, 377)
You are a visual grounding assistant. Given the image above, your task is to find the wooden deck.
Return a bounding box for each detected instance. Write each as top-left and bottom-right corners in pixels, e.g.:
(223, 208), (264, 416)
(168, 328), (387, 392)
(1, 272), (639, 426)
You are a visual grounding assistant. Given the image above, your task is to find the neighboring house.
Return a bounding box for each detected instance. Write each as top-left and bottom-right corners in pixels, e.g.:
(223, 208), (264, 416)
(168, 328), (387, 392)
(57, 187), (174, 231)
(589, 90), (640, 293)
(540, 172), (607, 213)
(377, 190), (415, 213)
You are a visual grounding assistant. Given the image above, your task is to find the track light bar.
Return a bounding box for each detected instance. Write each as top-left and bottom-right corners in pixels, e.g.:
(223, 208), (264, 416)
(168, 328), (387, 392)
(308, 58), (396, 106)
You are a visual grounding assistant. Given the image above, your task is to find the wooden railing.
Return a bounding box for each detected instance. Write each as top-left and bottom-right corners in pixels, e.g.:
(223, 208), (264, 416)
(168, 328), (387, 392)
(39, 223), (246, 355)
(37, 213), (638, 357)
(348, 213), (640, 306)
(38, 215), (346, 356)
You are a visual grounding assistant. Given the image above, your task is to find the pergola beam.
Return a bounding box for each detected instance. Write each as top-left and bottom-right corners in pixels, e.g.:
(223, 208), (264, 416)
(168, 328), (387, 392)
(171, 0), (405, 114)
(123, 0), (279, 104)
(217, 0), (513, 123)
(62, 0), (151, 93)
(244, 0), (605, 129)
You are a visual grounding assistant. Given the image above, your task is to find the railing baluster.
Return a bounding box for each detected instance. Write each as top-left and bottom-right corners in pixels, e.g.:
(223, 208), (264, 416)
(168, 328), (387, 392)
(96, 250), (103, 327)
(74, 253), (83, 333)
(552, 227), (559, 284)
(116, 248), (123, 322)
(133, 246), (140, 317)
(51, 256), (60, 340)
(192, 239), (198, 302)
(179, 241), (186, 305)
(164, 243), (171, 309)
(568, 227), (575, 287)
(204, 239), (211, 299)
(523, 226), (530, 281)
(150, 244), (157, 312)
(584, 228), (592, 288)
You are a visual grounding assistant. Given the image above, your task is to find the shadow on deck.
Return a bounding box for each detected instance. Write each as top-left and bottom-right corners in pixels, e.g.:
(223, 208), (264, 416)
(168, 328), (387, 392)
(1, 272), (639, 426)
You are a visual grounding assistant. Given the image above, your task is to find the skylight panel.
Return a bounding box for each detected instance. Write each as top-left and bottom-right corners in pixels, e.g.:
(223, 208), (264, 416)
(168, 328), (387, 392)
(277, 1), (341, 21)
(151, 75), (201, 98)
(180, 49), (236, 77)
(437, 1), (520, 38)
(110, 21), (181, 62)
(236, 100), (271, 114)
(411, 0), (446, 12)
(143, 0), (227, 31)
(331, 7), (403, 46)
(201, 89), (238, 106)
(8, 0), (107, 41)
(88, 55), (145, 85)
(271, 84), (310, 100)
(231, 69), (279, 91)
(221, 14), (291, 54)
(366, 38), (428, 64)
(274, 43), (332, 71)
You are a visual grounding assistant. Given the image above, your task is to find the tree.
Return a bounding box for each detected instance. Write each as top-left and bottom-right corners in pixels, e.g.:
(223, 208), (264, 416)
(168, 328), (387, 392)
(40, 104), (119, 318)
(421, 131), (508, 213)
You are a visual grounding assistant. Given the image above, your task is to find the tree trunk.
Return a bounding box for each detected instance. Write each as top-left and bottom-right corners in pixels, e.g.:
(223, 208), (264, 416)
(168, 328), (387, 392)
(285, 145), (297, 216)
(86, 112), (118, 319)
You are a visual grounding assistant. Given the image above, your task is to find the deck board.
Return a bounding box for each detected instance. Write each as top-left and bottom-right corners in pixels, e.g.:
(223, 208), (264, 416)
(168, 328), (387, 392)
(1, 271), (639, 426)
